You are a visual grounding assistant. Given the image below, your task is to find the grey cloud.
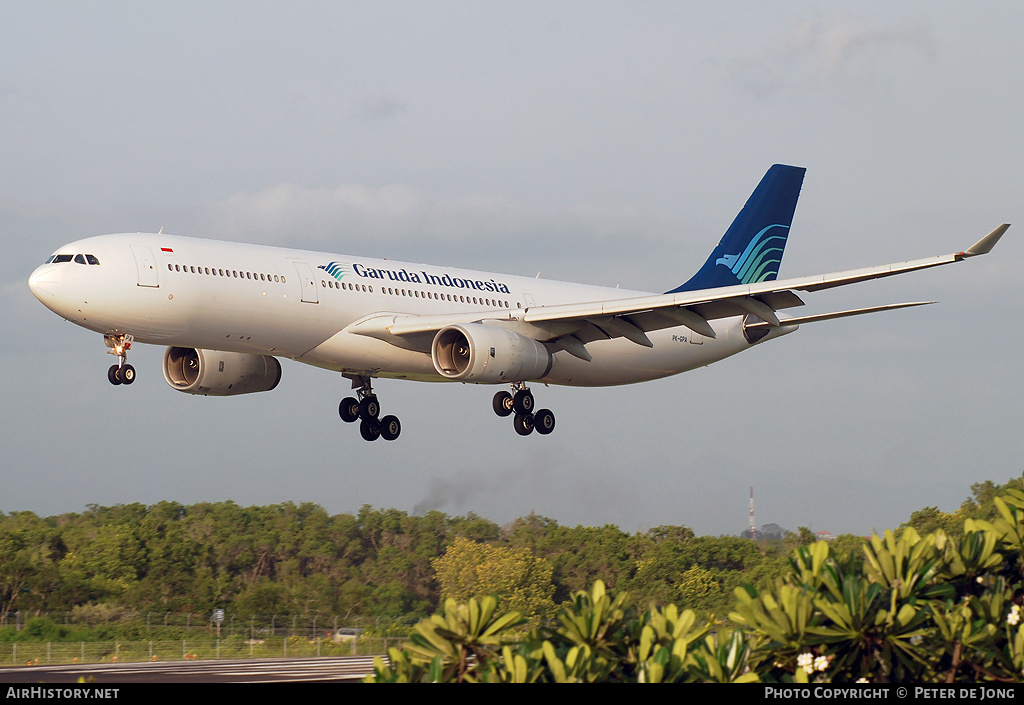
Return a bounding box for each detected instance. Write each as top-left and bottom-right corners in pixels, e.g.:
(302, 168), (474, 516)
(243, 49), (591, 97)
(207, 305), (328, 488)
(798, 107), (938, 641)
(731, 16), (933, 96)
(354, 92), (407, 120)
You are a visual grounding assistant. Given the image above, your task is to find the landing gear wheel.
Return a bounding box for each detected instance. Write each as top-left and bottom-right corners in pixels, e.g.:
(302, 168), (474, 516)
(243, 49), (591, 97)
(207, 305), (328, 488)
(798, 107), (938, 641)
(103, 334), (134, 387)
(514, 413), (535, 436)
(341, 375), (402, 440)
(359, 419), (381, 441)
(493, 391), (514, 417)
(379, 415), (401, 441)
(339, 397), (360, 423)
(119, 364), (136, 385)
(534, 409), (555, 435)
(513, 389), (534, 415)
(359, 396), (380, 420)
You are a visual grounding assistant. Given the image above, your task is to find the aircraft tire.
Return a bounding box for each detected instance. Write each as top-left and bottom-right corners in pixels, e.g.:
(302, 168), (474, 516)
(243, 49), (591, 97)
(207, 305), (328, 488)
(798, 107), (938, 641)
(339, 397), (360, 423)
(493, 391), (514, 417)
(108, 365), (122, 385)
(359, 419), (381, 441)
(534, 409), (555, 435)
(513, 413), (534, 436)
(380, 415), (401, 441)
(120, 364), (136, 385)
(512, 389), (534, 415)
(359, 396), (380, 420)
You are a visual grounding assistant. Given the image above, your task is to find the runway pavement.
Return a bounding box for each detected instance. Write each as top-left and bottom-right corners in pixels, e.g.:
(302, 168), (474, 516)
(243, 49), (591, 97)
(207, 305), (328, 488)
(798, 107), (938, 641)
(0, 656), (377, 683)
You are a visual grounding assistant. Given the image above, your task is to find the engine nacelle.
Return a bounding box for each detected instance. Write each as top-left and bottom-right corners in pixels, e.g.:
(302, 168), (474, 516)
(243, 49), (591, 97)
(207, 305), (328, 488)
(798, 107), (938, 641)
(163, 347), (282, 396)
(431, 323), (552, 383)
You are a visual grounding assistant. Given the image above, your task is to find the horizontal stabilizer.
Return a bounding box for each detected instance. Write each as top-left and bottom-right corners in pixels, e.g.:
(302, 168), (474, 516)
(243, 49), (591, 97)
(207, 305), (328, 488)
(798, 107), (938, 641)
(744, 301), (936, 330)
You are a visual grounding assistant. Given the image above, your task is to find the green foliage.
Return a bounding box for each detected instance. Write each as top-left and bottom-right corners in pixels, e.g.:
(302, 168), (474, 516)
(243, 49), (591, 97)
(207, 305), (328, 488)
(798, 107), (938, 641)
(12, 473), (1024, 683)
(368, 595), (525, 682)
(0, 502), (506, 621)
(369, 579), (748, 682)
(370, 475), (1024, 683)
(431, 537), (556, 625)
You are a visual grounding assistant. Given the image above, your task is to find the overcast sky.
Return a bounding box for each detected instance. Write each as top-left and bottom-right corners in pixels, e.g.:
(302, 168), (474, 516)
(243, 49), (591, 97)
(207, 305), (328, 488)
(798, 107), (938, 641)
(2, 2), (1022, 537)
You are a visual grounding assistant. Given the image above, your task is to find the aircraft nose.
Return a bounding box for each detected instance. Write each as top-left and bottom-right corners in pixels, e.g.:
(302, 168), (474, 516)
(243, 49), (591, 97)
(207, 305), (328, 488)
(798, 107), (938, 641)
(29, 264), (59, 301)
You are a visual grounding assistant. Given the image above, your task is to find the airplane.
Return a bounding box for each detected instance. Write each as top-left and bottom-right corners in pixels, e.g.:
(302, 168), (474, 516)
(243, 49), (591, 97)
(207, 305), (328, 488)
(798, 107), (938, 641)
(28, 164), (1008, 442)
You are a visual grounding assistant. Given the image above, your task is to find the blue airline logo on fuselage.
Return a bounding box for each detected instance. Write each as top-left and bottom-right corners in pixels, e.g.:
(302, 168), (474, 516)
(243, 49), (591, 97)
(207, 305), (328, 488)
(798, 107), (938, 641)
(319, 262), (351, 280)
(319, 261), (512, 294)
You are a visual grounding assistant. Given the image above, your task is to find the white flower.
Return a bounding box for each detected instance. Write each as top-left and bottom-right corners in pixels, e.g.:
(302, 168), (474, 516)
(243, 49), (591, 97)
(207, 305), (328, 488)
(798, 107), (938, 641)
(857, 677), (869, 683)
(797, 652), (814, 674)
(814, 655), (829, 672)
(1008, 605), (1021, 626)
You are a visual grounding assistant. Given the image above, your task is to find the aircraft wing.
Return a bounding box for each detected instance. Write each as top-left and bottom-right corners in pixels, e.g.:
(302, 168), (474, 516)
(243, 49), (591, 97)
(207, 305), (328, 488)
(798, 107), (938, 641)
(349, 224), (1008, 358)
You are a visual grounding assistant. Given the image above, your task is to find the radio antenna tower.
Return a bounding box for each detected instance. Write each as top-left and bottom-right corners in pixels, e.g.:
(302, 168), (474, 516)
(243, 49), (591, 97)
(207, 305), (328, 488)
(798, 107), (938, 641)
(749, 486), (756, 540)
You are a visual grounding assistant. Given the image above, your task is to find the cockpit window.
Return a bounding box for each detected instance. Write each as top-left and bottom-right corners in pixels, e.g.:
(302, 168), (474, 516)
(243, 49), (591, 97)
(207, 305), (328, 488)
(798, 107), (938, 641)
(74, 254), (87, 264)
(51, 254), (74, 263)
(85, 254), (100, 265)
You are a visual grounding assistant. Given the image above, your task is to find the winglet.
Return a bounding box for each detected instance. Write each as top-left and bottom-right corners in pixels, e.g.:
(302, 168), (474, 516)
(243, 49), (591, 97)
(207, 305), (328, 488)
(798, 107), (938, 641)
(960, 223), (1010, 258)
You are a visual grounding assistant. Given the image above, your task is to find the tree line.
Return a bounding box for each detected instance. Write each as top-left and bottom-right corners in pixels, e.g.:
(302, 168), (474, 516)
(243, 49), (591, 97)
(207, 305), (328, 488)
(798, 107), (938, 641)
(1, 478), (1019, 635)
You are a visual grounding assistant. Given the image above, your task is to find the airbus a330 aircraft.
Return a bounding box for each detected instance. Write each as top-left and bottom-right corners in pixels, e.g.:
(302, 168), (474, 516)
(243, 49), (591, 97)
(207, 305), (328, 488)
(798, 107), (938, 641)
(29, 165), (1008, 441)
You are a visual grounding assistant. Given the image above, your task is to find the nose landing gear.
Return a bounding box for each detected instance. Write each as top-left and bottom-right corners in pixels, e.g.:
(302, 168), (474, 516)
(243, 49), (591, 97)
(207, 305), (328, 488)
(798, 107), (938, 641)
(339, 375), (401, 441)
(493, 384), (555, 437)
(104, 334), (136, 385)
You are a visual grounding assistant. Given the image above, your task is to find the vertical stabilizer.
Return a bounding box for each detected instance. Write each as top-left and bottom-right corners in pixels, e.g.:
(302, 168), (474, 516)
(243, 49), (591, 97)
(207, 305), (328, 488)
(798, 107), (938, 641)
(668, 164), (805, 293)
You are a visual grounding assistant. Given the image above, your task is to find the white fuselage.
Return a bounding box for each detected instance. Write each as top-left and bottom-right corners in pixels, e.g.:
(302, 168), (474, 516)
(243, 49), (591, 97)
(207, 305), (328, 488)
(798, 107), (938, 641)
(28, 233), (779, 387)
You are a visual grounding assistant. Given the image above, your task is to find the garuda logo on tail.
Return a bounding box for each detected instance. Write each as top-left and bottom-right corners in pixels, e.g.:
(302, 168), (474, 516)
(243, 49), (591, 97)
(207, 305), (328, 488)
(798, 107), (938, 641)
(715, 224), (790, 284)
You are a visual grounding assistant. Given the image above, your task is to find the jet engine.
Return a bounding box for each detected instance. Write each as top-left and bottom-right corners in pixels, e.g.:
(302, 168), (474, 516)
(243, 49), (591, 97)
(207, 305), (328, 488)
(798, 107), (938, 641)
(162, 347), (282, 396)
(431, 324), (552, 383)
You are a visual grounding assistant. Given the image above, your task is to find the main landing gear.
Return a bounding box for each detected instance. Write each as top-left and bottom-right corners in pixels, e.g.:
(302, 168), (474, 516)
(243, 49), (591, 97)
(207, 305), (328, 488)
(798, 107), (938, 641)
(339, 376), (401, 442)
(493, 383), (555, 437)
(104, 334), (136, 386)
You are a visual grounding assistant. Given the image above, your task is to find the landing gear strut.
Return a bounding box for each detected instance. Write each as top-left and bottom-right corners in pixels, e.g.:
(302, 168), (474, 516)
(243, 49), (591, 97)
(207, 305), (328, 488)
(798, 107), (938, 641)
(339, 375), (401, 441)
(493, 383), (555, 437)
(104, 334), (136, 385)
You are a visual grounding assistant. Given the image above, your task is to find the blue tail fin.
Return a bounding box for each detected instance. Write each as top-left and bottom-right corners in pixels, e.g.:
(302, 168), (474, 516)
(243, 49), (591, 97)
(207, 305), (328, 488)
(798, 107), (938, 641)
(667, 164), (806, 293)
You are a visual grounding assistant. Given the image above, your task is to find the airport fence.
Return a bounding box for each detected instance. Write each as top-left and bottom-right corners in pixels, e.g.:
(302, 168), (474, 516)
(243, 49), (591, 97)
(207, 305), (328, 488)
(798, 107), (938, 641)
(0, 610), (417, 666)
(0, 635), (408, 667)
(1, 610), (415, 639)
